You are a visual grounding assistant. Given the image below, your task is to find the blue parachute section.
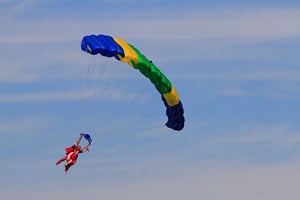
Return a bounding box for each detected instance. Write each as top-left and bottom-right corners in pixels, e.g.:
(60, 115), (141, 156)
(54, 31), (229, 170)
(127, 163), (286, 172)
(161, 95), (185, 131)
(83, 133), (92, 144)
(81, 35), (124, 57)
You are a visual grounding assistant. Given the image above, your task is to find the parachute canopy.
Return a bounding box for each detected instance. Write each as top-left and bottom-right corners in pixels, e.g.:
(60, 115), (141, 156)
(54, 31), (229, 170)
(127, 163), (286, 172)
(81, 34), (185, 131)
(83, 133), (92, 143)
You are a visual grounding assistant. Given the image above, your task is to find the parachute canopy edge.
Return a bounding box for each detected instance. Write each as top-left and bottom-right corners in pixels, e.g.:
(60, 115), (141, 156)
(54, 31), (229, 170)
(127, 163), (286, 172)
(81, 34), (185, 131)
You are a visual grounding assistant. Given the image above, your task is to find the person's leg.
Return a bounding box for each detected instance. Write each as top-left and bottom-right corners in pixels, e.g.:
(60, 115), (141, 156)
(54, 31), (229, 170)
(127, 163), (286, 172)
(64, 163), (72, 174)
(64, 160), (76, 174)
(56, 156), (67, 165)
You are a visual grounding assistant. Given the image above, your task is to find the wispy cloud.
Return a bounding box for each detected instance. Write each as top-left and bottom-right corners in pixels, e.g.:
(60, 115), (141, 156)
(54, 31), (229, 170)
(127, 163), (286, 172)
(173, 70), (300, 81)
(1, 8), (300, 44)
(13, 0), (38, 12)
(184, 8), (300, 40)
(0, 64), (41, 83)
(0, 0), (39, 20)
(1, 8), (299, 85)
(5, 159), (300, 200)
(171, 69), (300, 98)
(216, 85), (252, 96)
(0, 88), (140, 103)
(0, 115), (57, 148)
(208, 123), (300, 148)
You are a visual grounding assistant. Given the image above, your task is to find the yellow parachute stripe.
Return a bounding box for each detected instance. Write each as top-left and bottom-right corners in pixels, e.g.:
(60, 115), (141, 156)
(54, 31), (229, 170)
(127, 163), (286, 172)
(113, 38), (139, 65)
(163, 86), (180, 106)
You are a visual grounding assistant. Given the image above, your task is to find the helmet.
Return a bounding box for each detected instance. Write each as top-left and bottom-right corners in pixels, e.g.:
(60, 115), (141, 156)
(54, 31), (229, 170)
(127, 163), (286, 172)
(76, 145), (81, 150)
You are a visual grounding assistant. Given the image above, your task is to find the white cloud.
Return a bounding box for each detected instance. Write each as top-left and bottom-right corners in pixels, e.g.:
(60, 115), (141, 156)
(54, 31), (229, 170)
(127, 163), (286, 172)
(216, 85), (252, 96)
(173, 70), (300, 81)
(208, 123), (300, 149)
(0, 115), (49, 135)
(0, 0), (10, 3)
(1, 8), (300, 45)
(0, 88), (140, 103)
(4, 160), (300, 200)
(0, 64), (41, 83)
(183, 8), (300, 40)
(14, 0), (38, 12)
(1, 8), (299, 84)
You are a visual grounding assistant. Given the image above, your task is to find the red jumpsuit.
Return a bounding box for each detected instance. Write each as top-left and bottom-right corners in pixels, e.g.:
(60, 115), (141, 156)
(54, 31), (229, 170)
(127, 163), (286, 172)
(56, 146), (82, 173)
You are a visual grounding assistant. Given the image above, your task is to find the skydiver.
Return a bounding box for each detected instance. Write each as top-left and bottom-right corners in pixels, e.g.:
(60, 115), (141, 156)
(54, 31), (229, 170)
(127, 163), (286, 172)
(56, 133), (91, 174)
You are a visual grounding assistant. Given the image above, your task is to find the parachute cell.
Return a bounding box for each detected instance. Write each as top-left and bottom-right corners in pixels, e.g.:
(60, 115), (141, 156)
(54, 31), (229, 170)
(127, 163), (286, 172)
(81, 34), (185, 131)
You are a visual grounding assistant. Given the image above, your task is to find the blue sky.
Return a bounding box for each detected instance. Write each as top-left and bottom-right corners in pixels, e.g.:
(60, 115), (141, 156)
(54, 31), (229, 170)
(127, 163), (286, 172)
(1, 0), (300, 199)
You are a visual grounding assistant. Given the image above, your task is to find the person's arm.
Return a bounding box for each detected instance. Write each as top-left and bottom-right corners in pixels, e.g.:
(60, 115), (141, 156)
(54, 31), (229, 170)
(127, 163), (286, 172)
(72, 133), (84, 146)
(81, 143), (91, 153)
